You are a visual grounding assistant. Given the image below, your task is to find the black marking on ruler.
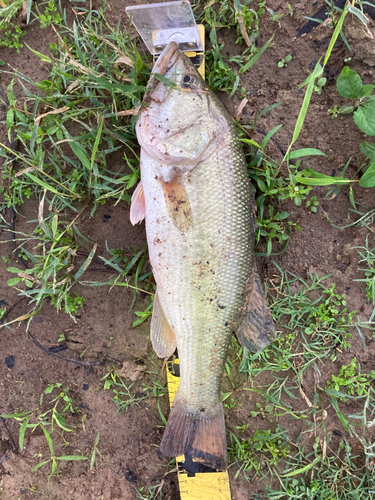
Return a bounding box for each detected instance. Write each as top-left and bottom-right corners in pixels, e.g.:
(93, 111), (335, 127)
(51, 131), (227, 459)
(178, 451), (220, 477)
(167, 355), (180, 377)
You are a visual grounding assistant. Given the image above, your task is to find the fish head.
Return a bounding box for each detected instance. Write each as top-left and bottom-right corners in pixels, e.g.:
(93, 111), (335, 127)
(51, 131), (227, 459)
(137, 42), (220, 173)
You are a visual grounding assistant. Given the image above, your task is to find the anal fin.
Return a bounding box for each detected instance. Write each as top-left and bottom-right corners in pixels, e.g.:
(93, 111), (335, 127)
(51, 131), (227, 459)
(236, 264), (276, 352)
(151, 290), (177, 358)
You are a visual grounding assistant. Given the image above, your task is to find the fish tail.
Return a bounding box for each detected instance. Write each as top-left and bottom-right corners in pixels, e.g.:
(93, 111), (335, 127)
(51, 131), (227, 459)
(160, 397), (227, 471)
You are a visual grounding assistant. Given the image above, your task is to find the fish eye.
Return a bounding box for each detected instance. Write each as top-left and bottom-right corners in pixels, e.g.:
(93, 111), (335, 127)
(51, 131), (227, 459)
(182, 74), (197, 88)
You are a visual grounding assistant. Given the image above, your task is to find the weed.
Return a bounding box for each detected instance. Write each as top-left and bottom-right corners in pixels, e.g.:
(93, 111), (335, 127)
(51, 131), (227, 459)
(326, 66), (375, 187)
(0, 383), (87, 474)
(205, 28), (239, 95)
(333, 66), (375, 129)
(203, 0), (266, 46)
(249, 402), (275, 421)
(256, 205), (300, 256)
(133, 296), (154, 327)
(326, 358), (374, 402)
(305, 195), (320, 212)
(0, 5), (152, 326)
(222, 392), (242, 409)
(134, 482), (164, 500)
(0, 0), (26, 53)
(102, 366), (167, 413)
(90, 432), (102, 470)
(228, 426), (290, 480)
(203, 0), (267, 95)
(313, 76), (327, 95)
(328, 104), (340, 118)
(35, 0), (62, 29)
(266, 6), (283, 24)
(277, 54), (292, 68)
(51, 292), (85, 315)
(264, 436), (374, 499)
(354, 235), (375, 303)
(241, 266), (357, 380)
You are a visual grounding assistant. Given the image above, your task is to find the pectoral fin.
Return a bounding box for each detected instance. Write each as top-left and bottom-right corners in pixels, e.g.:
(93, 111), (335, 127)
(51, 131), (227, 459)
(130, 181), (146, 225)
(151, 290), (177, 358)
(235, 264), (276, 352)
(161, 177), (193, 233)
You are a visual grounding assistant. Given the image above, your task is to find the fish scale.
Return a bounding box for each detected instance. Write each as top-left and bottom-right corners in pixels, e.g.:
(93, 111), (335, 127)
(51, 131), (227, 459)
(141, 117), (253, 411)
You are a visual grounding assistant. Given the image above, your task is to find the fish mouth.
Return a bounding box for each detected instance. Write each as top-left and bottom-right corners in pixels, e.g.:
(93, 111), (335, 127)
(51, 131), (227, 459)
(152, 41), (180, 77)
(145, 42), (181, 104)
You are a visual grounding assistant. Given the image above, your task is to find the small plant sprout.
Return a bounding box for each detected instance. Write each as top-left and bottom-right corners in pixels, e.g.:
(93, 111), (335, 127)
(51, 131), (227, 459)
(278, 55), (292, 68)
(314, 76), (327, 95)
(90, 432), (102, 470)
(328, 104), (340, 119)
(305, 196), (320, 212)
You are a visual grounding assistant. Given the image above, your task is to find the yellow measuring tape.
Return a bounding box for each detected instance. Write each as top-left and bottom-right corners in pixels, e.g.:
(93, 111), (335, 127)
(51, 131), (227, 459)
(166, 359), (231, 500)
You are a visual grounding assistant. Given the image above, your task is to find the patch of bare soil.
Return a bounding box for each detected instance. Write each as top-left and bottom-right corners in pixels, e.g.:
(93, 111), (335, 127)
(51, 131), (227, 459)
(1, 1), (375, 499)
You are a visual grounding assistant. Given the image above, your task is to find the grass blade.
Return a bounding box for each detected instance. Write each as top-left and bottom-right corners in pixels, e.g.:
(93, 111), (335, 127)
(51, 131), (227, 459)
(19, 418), (29, 450)
(74, 244), (97, 280)
(323, 3), (348, 68)
(239, 35), (274, 74)
(261, 124), (283, 150)
(288, 148), (327, 160)
(283, 456), (320, 477)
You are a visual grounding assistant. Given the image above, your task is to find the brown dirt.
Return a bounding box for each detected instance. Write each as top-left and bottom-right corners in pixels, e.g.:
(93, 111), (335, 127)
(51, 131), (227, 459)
(1, 0), (375, 499)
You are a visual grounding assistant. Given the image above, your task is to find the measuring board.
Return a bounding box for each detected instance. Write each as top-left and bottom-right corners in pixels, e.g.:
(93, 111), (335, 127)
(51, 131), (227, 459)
(166, 357), (231, 500)
(159, 22), (231, 500)
(125, 2), (232, 496)
(153, 24), (205, 79)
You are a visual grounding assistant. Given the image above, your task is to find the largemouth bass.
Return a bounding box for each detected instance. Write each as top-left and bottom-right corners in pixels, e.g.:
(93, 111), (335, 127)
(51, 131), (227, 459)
(130, 42), (275, 470)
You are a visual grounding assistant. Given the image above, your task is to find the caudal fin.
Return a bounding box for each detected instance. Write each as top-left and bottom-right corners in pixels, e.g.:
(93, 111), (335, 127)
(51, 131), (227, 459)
(160, 398), (227, 471)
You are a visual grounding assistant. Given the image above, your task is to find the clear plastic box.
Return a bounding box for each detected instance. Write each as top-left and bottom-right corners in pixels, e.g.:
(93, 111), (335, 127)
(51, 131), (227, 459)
(125, 0), (203, 55)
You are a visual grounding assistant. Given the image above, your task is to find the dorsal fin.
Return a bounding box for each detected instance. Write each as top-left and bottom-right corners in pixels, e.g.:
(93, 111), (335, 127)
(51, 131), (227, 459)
(235, 264), (276, 352)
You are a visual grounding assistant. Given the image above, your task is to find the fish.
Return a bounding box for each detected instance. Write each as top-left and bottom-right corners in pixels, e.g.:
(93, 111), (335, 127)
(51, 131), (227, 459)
(130, 41), (276, 471)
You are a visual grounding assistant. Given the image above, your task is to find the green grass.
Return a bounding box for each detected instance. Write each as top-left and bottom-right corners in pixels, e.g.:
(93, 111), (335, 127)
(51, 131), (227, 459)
(225, 264), (375, 495)
(240, 266), (357, 379)
(0, 0), (26, 52)
(354, 234), (375, 303)
(102, 365), (167, 414)
(0, 383), (88, 474)
(0, 5), (154, 324)
(134, 483), (164, 500)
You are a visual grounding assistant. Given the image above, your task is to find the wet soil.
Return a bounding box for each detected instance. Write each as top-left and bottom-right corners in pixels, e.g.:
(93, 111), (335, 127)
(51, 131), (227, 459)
(1, 0), (375, 499)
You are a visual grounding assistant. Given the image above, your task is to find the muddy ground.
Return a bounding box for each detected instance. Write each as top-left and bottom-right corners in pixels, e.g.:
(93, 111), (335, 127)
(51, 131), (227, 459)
(1, 0), (375, 499)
